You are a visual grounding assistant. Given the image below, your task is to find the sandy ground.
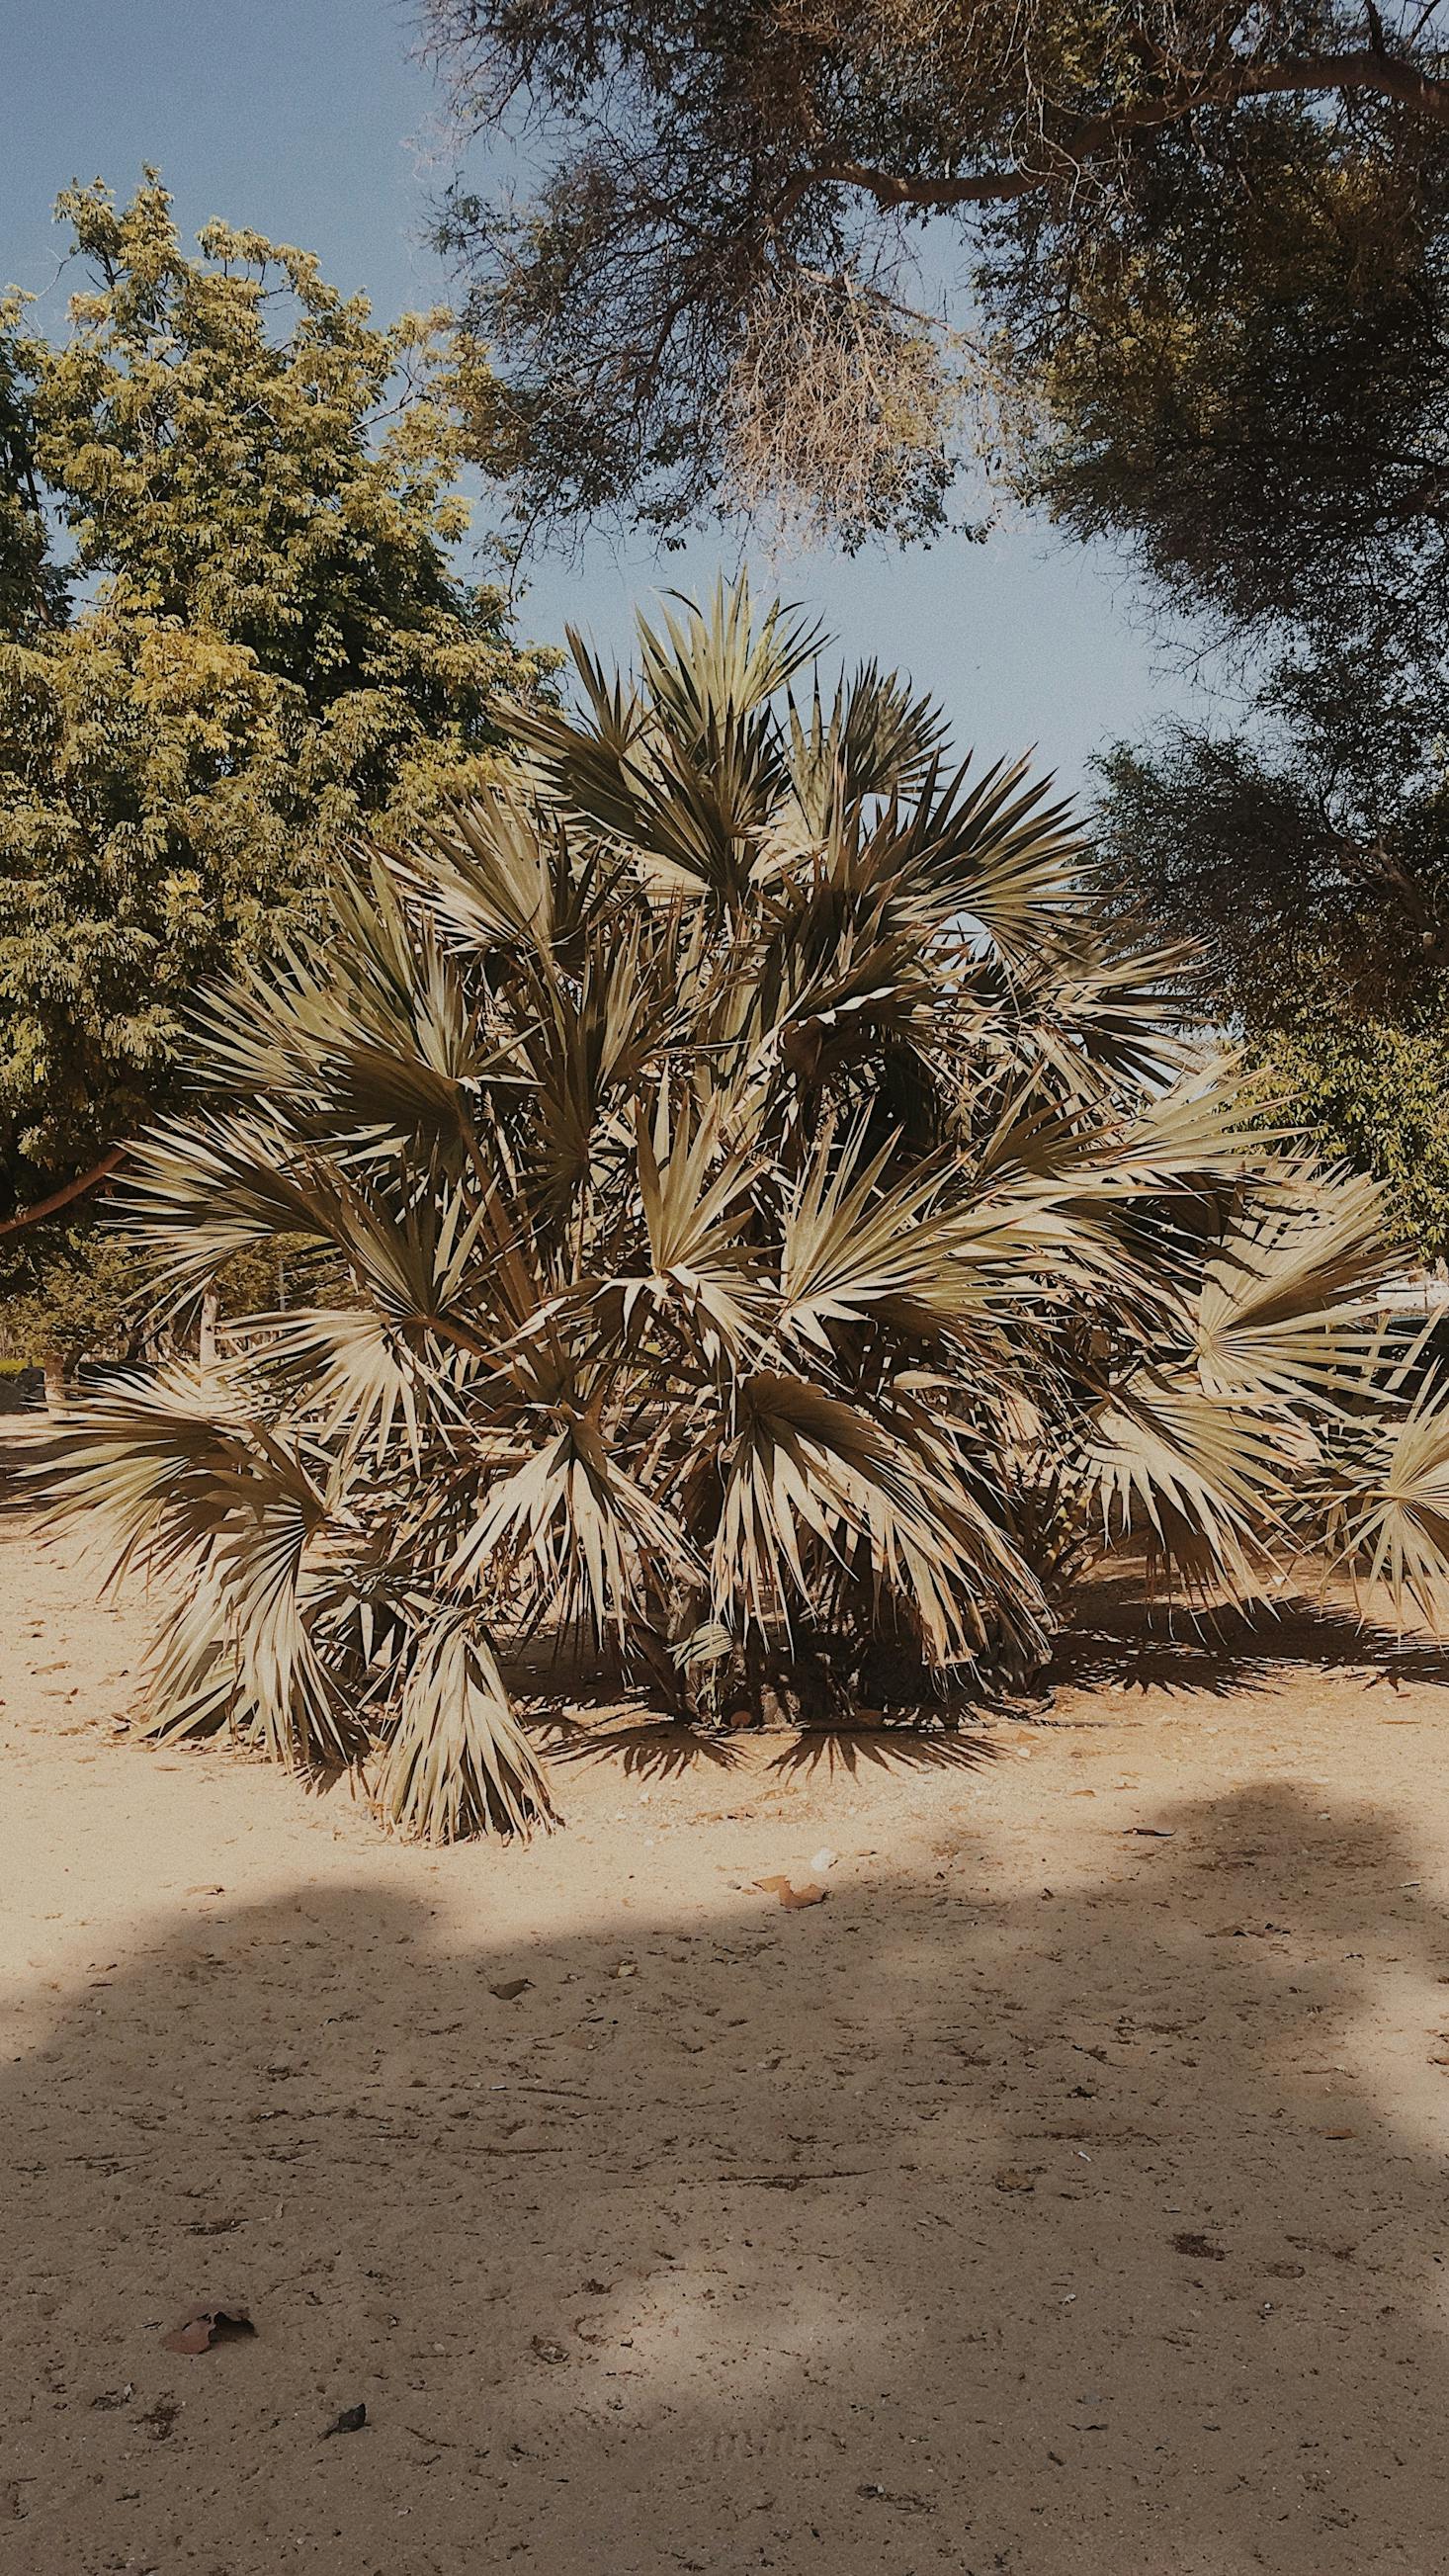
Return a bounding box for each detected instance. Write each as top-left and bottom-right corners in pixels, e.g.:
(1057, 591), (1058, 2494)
(4, 1424), (1449, 2573)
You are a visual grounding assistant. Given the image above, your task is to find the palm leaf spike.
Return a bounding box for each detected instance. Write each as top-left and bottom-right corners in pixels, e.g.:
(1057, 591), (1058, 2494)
(638, 575), (823, 746)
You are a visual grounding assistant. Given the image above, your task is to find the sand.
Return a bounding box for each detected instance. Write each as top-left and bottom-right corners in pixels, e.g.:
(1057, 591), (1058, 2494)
(4, 1417), (1449, 2573)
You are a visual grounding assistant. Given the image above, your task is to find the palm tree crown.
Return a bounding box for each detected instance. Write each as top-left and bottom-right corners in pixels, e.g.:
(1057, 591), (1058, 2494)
(50, 582), (1449, 1838)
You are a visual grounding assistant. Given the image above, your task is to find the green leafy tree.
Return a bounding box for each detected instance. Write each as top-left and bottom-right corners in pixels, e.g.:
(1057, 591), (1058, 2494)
(50, 586), (1449, 1841)
(1097, 698), (1449, 1260)
(1257, 1016), (1449, 1262)
(1, 1227), (139, 1407)
(0, 174), (554, 1223)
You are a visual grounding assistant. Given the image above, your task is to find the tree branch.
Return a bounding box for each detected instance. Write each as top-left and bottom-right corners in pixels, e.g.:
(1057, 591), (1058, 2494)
(0, 1147), (127, 1240)
(773, 46), (1449, 226)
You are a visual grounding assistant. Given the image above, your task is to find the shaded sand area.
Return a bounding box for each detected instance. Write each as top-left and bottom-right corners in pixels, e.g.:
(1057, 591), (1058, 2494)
(5, 1420), (1449, 2572)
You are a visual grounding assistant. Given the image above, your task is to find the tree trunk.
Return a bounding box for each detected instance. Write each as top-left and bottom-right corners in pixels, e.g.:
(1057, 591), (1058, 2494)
(43, 1354), (66, 1416)
(199, 1287), (219, 1369)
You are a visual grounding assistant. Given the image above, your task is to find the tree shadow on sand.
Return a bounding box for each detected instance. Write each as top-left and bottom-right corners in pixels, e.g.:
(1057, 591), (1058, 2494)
(546, 1716), (747, 1781)
(6, 1782), (1449, 2571)
(764, 1722), (997, 1780)
(543, 1714), (998, 1785)
(1054, 1579), (1449, 1701)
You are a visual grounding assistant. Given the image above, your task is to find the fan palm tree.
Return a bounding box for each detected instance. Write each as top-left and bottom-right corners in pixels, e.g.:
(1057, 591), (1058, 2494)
(47, 581), (1449, 1839)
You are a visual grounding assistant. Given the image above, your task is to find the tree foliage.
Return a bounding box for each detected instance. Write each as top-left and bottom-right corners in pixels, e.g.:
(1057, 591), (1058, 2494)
(2, 1227), (142, 1376)
(1058, 90), (1449, 1250)
(0, 175), (553, 1221)
(1258, 1014), (1449, 1262)
(1030, 54), (1449, 1087)
(422, 0), (1449, 543)
(1099, 720), (1449, 1258)
(49, 586), (1449, 1840)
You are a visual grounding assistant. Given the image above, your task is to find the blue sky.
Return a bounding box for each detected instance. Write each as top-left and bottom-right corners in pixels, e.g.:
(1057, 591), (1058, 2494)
(2, 0), (1218, 791)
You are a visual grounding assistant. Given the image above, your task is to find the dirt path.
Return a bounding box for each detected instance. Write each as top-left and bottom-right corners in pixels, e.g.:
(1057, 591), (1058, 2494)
(5, 1426), (1449, 2572)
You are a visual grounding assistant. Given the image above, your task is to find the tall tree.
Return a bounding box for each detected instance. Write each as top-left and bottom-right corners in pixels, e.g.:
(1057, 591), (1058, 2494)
(1042, 101), (1449, 1254)
(419, 6), (1449, 1247)
(0, 175), (553, 1233)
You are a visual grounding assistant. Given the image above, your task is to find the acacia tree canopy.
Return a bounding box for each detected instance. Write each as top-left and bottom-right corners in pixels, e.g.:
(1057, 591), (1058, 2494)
(423, 1), (1449, 546)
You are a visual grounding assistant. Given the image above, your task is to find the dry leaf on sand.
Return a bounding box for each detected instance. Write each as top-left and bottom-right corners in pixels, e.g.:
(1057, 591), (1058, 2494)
(161, 2305), (255, 2356)
(1171, 2231), (1227, 2262)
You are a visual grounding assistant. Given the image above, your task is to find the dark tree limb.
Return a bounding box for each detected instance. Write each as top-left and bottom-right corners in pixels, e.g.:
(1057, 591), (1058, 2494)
(772, 47), (1449, 226)
(0, 1146), (127, 1239)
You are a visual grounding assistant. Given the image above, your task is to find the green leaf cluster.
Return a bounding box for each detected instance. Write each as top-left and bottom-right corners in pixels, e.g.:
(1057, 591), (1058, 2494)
(0, 173), (555, 1211)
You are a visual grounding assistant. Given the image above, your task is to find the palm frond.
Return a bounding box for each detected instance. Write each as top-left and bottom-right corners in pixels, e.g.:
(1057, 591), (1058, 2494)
(1194, 1168), (1395, 1402)
(375, 1613), (556, 1842)
(1319, 1372), (1449, 1628)
(1083, 1366), (1292, 1591)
